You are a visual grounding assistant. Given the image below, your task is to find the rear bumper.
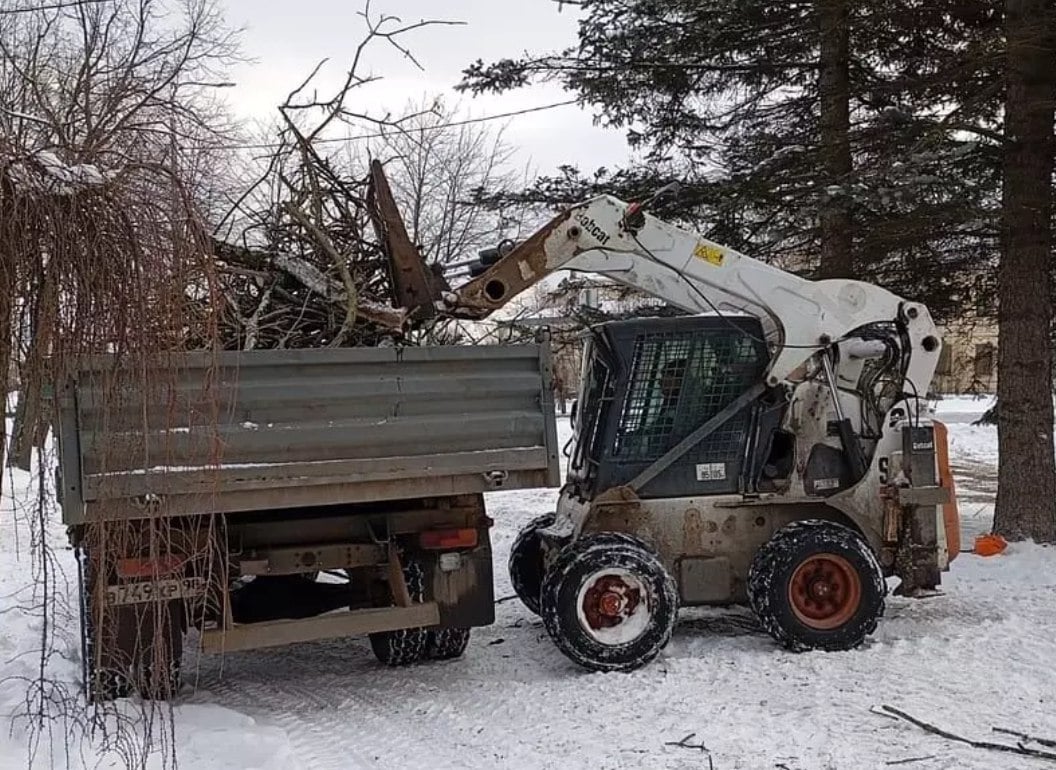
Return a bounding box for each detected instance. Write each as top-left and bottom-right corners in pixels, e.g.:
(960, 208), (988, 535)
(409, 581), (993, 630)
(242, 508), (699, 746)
(201, 603), (441, 653)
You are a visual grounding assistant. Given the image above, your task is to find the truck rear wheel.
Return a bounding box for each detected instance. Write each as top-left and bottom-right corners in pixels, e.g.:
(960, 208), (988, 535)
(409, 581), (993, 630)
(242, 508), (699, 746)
(426, 628), (471, 660)
(369, 556), (428, 666)
(748, 520), (886, 652)
(135, 609), (184, 700)
(78, 544), (140, 702)
(137, 647), (183, 700)
(540, 533), (678, 673)
(77, 544), (184, 701)
(508, 513), (555, 616)
(79, 564), (134, 702)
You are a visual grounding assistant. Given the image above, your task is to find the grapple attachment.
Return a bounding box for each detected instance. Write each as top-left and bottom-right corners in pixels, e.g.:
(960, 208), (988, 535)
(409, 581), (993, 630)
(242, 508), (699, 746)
(366, 159), (450, 322)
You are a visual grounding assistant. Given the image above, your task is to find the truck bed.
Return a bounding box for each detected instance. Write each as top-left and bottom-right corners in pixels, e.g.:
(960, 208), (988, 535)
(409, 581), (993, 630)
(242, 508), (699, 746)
(56, 344), (561, 523)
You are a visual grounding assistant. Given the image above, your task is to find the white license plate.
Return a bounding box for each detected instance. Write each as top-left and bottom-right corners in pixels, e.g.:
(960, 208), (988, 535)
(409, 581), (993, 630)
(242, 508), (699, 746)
(106, 577), (205, 606)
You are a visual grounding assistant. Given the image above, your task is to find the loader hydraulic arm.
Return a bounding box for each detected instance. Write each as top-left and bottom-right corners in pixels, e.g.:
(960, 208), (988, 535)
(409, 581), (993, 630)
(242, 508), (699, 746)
(439, 195), (941, 392)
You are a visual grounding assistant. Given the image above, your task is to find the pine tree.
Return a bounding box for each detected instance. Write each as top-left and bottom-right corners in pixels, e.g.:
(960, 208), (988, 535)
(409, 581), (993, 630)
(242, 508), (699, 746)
(993, 0), (1056, 543)
(461, 0), (998, 322)
(469, 1), (1056, 542)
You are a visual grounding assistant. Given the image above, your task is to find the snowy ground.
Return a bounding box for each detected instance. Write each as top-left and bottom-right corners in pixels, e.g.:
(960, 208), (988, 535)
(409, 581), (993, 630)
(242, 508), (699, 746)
(4, 395), (1056, 769)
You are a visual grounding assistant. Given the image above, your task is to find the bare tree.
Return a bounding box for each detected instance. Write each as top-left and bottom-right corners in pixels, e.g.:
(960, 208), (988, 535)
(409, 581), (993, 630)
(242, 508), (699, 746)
(365, 97), (519, 267)
(0, 3), (240, 768)
(0, 0), (240, 470)
(0, 0), (240, 171)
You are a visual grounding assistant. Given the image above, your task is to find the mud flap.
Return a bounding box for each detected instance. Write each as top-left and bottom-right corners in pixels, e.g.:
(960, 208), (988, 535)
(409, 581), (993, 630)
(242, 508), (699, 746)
(429, 537), (495, 628)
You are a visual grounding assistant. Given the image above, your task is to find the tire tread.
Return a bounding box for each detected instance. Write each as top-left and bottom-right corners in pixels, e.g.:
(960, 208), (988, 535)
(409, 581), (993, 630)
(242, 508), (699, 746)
(747, 519), (885, 652)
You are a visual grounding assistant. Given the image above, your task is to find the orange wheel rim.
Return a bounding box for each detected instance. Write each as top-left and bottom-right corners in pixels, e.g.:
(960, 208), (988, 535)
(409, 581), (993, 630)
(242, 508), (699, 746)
(788, 554), (862, 630)
(581, 574), (642, 631)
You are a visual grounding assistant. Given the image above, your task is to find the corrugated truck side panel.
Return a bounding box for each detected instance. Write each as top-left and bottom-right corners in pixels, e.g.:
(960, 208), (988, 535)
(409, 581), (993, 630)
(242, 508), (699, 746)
(60, 344), (560, 524)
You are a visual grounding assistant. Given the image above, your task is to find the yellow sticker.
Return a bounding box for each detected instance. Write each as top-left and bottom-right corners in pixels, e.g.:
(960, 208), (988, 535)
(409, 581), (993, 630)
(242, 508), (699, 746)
(693, 242), (724, 266)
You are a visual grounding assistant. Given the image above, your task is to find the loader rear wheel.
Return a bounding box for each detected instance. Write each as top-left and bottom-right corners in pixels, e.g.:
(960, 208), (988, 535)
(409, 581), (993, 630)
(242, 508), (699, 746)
(540, 533), (678, 673)
(426, 628), (471, 660)
(748, 520), (885, 652)
(369, 557), (427, 667)
(508, 513), (555, 616)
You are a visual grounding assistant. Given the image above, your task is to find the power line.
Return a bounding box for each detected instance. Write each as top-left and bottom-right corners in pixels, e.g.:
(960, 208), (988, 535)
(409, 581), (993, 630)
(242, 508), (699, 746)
(191, 98), (581, 153)
(0, 0), (117, 15)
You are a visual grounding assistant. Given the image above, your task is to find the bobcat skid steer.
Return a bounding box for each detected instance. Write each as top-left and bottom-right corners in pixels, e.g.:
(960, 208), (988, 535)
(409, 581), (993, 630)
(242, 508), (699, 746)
(372, 165), (960, 673)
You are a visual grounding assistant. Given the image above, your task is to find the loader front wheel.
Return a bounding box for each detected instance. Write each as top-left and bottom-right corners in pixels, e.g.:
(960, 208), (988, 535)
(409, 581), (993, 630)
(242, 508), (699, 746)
(748, 520), (885, 652)
(508, 513), (555, 616)
(540, 533), (678, 673)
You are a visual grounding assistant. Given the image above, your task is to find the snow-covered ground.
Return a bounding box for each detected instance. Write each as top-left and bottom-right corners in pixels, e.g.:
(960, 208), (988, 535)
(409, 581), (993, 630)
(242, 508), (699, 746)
(4, 396), (1056, 770)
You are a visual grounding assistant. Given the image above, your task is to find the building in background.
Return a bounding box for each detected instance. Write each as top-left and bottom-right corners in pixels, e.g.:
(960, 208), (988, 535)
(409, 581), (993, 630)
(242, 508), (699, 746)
(932, 317), (998, 394)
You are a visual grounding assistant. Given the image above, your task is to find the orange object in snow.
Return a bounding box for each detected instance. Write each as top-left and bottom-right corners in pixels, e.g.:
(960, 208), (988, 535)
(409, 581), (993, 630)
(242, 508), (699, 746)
(974, 534), (1008, 557)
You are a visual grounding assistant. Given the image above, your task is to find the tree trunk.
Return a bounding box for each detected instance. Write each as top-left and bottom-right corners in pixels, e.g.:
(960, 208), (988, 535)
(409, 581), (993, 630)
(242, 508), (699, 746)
(0, 281), (8, 500)
(994, 0), (1056, 543)
(817, 0), (854, 279)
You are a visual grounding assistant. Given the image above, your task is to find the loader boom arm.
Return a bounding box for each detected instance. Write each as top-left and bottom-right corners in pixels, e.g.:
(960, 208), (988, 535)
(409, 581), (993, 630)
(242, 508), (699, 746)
(444, 195), (941, 391)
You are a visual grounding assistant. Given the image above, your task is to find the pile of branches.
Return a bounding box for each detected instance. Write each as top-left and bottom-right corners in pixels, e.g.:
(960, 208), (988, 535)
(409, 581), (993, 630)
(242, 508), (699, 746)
(210, 10), (460, 350)
(210, 154), (405, 349)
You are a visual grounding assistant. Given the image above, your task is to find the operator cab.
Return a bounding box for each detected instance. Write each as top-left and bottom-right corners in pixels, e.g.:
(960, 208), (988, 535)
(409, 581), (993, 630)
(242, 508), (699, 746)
(568, 315), (793, 501)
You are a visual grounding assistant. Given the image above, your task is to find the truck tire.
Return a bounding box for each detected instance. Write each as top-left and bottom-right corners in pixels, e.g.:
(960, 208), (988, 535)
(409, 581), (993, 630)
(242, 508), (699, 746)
(369, 557), (427, 667)
(540, 533), (678, 673)
(748, 520), (886, 652)
(82, 609), (134, 703)
(135, 606), (184, 700)
(426, 628), (471, 660)
(77, 546), (133, 702)
(138, 651), (182, 700)
(508, 513), (556, 616)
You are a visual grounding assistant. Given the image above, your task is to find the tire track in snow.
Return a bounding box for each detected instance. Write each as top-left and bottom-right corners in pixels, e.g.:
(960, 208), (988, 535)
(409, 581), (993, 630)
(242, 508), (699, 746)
(190, 641), (555, 769)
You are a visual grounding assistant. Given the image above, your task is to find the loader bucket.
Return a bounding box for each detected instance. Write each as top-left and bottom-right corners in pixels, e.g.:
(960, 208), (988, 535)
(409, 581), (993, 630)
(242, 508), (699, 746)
(367, 159), (450, 321)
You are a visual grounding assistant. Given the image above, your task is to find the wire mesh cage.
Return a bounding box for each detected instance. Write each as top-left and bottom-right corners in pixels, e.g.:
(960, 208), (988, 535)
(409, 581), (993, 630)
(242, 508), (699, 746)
(612, 328), (766, 464)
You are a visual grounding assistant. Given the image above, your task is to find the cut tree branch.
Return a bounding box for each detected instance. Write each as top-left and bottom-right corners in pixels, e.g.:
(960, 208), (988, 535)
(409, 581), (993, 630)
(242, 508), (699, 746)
(878, 705), (1056, 763)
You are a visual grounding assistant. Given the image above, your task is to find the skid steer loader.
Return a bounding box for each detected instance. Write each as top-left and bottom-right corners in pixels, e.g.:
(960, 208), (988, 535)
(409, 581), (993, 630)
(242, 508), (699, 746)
(372, 164), (959, 672)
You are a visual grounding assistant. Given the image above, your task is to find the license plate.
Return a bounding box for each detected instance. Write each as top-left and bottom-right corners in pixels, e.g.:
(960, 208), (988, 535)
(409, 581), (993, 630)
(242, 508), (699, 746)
(106, 576), (205, 606)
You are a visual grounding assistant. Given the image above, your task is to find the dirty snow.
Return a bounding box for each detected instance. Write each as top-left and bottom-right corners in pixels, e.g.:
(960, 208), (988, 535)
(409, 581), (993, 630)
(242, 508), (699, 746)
(3, 402), (1056, 769)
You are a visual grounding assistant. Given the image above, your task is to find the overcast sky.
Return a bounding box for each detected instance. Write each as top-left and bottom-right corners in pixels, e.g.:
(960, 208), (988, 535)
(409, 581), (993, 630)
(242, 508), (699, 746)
(220, 0), (631, 175)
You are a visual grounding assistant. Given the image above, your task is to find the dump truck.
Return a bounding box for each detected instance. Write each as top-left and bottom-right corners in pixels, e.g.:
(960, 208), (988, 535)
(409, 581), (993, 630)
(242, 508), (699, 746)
(57, 344), (559, 700)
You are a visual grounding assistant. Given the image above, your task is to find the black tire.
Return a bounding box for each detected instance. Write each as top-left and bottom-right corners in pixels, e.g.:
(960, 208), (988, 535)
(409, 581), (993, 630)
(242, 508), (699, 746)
(138, 652), (182, 701)
(135, 603), (185, 700)
(540, 533), (678, 673)
(426, 628), (471, 660)
(77, 546), (133, 702)
(508, 513), (556, 616)
(369, 556), (428, 667)
(748, 519), (886, 652)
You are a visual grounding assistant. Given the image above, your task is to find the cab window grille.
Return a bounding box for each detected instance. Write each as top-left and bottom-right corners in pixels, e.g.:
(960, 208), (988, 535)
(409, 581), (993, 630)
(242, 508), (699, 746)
(612, 330), (764, 463)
